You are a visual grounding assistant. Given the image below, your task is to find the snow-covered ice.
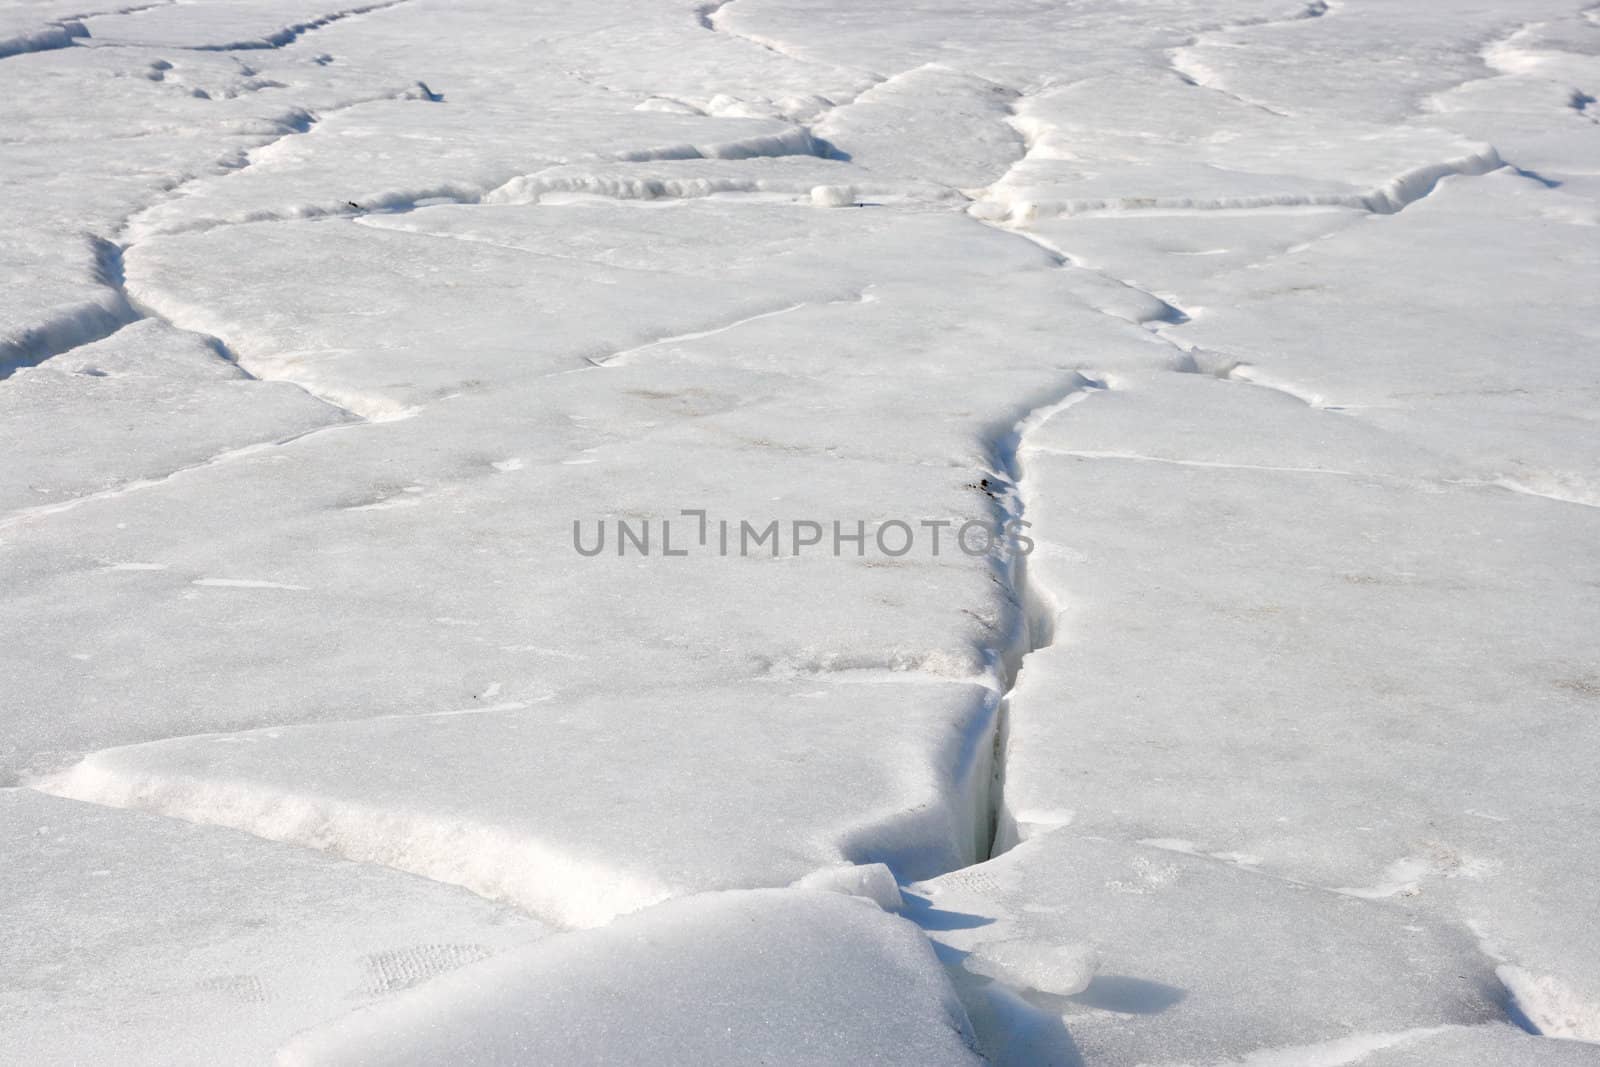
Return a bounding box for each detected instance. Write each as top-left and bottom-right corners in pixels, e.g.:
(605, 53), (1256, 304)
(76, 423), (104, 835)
(4, 0), (1600, 1062)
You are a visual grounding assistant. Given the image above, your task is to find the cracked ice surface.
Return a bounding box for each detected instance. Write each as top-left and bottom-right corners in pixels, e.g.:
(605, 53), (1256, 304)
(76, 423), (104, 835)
(4, 0), (1600, 1063)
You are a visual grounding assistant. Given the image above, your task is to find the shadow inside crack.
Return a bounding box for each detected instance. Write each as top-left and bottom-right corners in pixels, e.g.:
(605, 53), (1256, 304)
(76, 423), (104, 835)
(1061, 974), (1187, 1015)
(899, 889), (996, 932)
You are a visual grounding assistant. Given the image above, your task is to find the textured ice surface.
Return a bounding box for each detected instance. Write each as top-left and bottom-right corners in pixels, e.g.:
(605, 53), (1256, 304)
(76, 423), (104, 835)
(5, 0), (1599, 1061)
(0, 789), (543, 1066)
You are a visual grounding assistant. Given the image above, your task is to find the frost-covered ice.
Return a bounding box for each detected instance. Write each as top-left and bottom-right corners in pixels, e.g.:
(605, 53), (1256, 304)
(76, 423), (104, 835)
(4, 0), (1600, 1062)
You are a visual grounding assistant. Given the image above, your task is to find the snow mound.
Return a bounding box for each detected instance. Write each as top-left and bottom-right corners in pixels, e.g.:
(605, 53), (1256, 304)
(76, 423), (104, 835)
(275, 889), (983, 1067)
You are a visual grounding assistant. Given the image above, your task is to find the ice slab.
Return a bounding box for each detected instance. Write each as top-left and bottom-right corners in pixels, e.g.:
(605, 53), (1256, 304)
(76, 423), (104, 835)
(913, 833), (1504, 1066)
(1164, 173), (1600, 503)
(122, 201), (1063, 415)
(973, 71), (1503, 222)
(0, 319), (348, 515)
(41, 681), (1000, 928)
(1004, 370), (1600, 1032)
(812, 64), (1023, 190)
(1168, 1), (1583, 124)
